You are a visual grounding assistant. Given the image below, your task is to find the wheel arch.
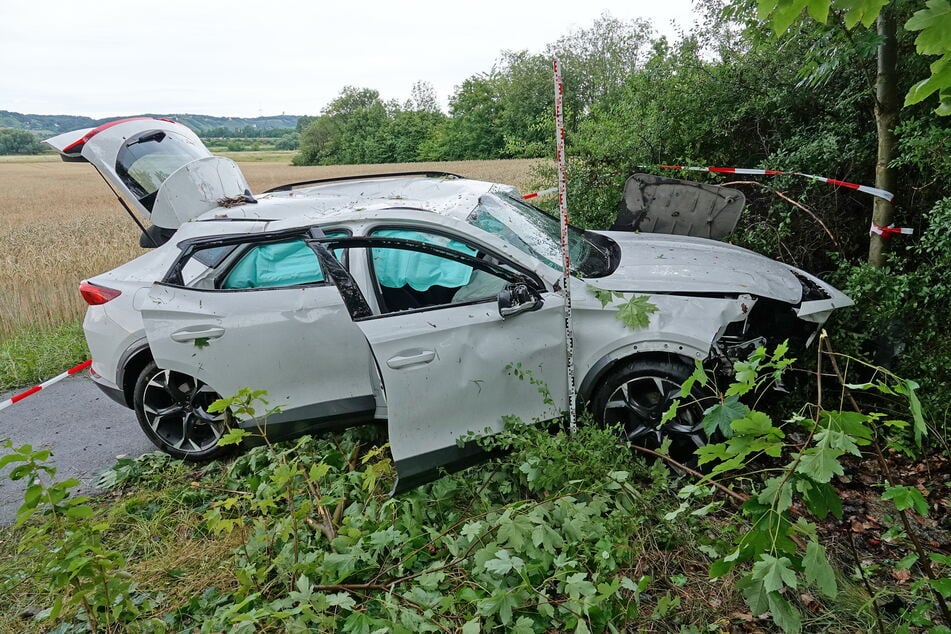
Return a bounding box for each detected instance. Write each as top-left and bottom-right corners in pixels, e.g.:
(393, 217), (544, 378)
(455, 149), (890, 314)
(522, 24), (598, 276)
(578, 343), (707, 408)
(119, 342), (154, 408)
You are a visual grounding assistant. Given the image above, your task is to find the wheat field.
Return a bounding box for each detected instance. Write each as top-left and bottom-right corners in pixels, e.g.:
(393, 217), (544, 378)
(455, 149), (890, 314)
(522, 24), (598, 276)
(0, 154), (543, 340)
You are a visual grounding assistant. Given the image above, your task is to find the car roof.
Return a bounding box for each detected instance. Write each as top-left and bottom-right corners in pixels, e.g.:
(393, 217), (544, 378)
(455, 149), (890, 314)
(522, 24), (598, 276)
(193, 175), (518, 226)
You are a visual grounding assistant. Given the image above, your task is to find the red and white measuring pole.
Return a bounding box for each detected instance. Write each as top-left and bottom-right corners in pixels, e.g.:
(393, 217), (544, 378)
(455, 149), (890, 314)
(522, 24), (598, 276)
(0, 360), (91, 413)
(553, 58), (578, 433)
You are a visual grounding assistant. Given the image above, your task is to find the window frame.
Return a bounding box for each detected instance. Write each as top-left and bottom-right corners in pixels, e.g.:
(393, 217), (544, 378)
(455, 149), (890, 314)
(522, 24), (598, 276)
(164, 227), (347, 293)
(318, 232), (542, 321)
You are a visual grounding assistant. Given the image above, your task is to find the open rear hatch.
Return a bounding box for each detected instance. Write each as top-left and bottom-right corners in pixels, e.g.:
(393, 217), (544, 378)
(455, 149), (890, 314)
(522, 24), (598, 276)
(46, 118), (253, 241)
(612, 173), (745, 240)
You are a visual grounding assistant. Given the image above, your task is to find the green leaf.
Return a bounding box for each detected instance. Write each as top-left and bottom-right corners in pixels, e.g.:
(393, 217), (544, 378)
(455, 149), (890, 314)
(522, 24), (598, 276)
(896, 553), (919, 570)
(904, 55), (951, 109)
(702, 396), (750, 438)
(709, 557), (736, 578)
(803, 541), (837, 598)
(564, 572), (597, 599)
(758, 477), (793, 513)
(882, 485), (930, 516)
(767, 591), (803, 633)
(679, 359), (708, 397)
(893, 379), (928, 446)
(615, 295), (658, 330)
(586, 284), (622, 308)
(905, 0), (951, 55)
(478, 589), (520, 625)
(65, 505), (94, 519)
(796, 479), (843, 520)
(461, 619), (481, 634)
(770, 0), (811, 33)
(218, 428), (250, 447)
(739, 576), (769, 614)
(752, 554), (798, 593)
(806, 0), (831, 22)
(930, 577), (951, 598)
(835, 0), (889, 28)
(309, 462), (332, 481)
(795, 445), (844, 483)
(484, 549), (525, 575)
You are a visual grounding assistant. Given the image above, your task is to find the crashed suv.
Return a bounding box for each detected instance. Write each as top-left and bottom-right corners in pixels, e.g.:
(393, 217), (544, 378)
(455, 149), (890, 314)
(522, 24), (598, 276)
(47, 118), (852, 491)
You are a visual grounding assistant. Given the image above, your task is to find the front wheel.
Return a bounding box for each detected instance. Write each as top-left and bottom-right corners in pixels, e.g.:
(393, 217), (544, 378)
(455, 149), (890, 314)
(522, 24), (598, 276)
(590, 357), (709, 463)
(133, 361), (231, 461)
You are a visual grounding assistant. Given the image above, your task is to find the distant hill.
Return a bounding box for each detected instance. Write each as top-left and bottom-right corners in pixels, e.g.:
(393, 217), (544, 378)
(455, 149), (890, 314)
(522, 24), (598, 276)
(0, 110), (300, 137)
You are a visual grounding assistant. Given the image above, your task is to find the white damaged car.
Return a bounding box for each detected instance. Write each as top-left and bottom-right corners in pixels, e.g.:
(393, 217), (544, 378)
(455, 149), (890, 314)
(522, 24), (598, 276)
(47, 118), (852, 491)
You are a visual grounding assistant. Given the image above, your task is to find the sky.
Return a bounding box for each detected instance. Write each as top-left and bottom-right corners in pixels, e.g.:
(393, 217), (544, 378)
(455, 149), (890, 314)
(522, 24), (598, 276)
(0, 0), (697, 119)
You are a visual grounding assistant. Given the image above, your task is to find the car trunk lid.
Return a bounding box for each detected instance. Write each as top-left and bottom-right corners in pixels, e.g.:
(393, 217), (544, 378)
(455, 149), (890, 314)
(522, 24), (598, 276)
(46, 118), (253, 229)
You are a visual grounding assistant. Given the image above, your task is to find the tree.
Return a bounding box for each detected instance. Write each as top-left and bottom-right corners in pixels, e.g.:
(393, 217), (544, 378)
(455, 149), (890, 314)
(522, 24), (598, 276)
(423, 75), (505, 161)
(545, 12), (654, 128)
(495, 50), (554, 157)
(410, 80), (441, 114)
(754, 0), (950, 264)
(0, 129), (44, 155)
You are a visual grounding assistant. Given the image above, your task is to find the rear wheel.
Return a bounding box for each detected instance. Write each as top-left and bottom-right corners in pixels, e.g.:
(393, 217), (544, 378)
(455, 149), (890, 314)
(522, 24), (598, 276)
(133, 361), (230, 461)
(590, 358), (708, 463)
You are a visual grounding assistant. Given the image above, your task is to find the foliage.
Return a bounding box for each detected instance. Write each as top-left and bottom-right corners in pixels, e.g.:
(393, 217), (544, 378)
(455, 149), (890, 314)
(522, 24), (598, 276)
(665, 341), (950, 632)
(295, 86), (447, 165)
(755, 0), (951, 114)
(0, 128), (45, 155)
(1, 440), (161, 632)
(831, 195), (951, 421)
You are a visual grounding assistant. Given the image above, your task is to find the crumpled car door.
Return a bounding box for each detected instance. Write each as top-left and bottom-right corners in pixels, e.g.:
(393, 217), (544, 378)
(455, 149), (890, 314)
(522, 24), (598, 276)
(138, 231), (377, 441)
(321, 235), (569, 493)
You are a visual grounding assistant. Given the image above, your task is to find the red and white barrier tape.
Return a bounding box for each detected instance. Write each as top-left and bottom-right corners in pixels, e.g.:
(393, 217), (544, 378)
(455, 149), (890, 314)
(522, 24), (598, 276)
(522, 187), (559, 200)
(0, 360), (92, 412)
(652, 165), (896, 203)
(870, 222), (914, 238)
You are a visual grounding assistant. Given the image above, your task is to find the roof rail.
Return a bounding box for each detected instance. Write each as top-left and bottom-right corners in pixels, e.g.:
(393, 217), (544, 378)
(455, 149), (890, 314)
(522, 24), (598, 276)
(262, 171), (463, 194)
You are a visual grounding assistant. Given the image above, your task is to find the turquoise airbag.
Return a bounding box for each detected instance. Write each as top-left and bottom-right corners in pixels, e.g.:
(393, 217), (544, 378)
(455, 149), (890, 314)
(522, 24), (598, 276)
(371, 229), (476, 291)
(223, 240), (324, 289)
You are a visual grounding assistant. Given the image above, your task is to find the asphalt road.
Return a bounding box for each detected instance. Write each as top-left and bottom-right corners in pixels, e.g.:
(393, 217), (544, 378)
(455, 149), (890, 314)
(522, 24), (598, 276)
(0, 375), (154, 525)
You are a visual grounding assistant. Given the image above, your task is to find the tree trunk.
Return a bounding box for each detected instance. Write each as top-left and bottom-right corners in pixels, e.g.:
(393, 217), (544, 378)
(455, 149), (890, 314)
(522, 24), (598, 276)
(869, 11), (899, 267)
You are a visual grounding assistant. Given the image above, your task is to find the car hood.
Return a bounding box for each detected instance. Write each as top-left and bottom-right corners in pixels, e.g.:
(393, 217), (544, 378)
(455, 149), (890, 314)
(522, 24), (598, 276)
(46, 118), (252, 229)
(591, 231), (806, 303)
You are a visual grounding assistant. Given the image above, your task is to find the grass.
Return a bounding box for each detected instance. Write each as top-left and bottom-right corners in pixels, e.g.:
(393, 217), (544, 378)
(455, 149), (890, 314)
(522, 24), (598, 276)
(0, 455), (242, 633)
(0, 321), (88, 392)
(0, 154), (544, 387)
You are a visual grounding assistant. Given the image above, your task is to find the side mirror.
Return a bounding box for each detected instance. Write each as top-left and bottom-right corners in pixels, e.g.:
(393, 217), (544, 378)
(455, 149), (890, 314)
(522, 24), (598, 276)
(498, 283), (544, 319)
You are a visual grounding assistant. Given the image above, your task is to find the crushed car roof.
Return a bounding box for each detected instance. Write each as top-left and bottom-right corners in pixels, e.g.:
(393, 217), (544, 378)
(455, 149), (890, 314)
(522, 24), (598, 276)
(194, 176), (519, 225)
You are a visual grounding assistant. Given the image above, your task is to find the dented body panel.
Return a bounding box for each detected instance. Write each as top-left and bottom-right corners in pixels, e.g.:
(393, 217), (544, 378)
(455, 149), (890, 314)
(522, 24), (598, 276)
(49, 118), (857, 491)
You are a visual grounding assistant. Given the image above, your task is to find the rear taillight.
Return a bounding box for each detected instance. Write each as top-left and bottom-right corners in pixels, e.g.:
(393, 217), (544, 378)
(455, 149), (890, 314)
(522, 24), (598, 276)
(79, 281), (122, 305)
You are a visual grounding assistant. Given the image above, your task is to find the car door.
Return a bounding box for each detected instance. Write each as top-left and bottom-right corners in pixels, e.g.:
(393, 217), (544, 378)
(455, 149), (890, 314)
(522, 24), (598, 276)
(139, 229), (378, 441)
(324, 231), (568, 491)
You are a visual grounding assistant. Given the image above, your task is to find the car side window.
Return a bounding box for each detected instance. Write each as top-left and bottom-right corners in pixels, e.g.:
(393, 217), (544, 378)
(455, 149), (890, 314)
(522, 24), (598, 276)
(366, 229), (509, 313)
(221, 239), (325, 289)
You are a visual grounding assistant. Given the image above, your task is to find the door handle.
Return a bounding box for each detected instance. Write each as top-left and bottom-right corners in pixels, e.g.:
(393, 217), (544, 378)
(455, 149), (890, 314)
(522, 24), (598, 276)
(170, 326), (225, 343)
(386, 350), (436, 369)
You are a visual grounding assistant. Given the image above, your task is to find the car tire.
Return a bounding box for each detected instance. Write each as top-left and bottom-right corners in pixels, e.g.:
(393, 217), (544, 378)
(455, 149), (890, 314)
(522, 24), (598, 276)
(133, 361), (231, 461)
(590, 357), (709, 464)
